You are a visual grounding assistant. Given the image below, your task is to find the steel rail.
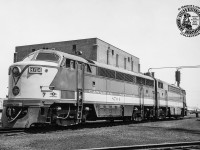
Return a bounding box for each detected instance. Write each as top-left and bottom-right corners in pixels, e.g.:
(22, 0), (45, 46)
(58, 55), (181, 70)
(80, 141), (200, 150)
(0, 128), (24, 134)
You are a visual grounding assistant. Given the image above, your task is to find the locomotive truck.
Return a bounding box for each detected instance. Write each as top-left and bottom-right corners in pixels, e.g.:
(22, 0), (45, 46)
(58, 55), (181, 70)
(1, 49), (186, 128)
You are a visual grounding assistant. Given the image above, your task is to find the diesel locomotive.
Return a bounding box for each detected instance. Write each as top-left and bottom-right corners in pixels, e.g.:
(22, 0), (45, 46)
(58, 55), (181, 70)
(1, 49), (186, 128)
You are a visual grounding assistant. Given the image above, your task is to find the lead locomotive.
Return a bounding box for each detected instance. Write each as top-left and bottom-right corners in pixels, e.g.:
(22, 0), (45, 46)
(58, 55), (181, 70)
(2, 49), (186, 128)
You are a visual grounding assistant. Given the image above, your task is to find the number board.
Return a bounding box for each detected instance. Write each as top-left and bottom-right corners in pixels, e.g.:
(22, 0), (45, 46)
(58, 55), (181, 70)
(28, 66), (42, 74)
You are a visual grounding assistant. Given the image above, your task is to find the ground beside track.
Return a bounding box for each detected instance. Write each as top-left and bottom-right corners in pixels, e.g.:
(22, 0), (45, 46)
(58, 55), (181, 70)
(0, 114), (200, 150)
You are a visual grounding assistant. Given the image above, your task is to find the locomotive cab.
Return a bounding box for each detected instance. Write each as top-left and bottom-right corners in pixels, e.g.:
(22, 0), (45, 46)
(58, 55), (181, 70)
(2, 49), (84, 128)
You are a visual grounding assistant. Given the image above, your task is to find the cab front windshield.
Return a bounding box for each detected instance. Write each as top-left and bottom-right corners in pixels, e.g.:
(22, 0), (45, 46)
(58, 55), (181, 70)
(35, 52), (60, 63)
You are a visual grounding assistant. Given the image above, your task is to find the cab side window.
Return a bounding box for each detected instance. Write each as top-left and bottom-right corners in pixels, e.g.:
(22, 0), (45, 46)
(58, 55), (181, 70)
(78, 62), (82, 70)
(85, 64), (92, 73)
(65, 58), (75, 69)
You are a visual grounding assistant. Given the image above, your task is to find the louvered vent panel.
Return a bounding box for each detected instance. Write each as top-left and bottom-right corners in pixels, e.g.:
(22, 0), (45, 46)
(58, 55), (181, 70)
(124, 74), (133, 82)
(146, 79), (154, 87)
(107, 69), (115, 79)
(116, 71), (125, 81)
(98, 67), (115, 79)
(136, 77), (145, 85)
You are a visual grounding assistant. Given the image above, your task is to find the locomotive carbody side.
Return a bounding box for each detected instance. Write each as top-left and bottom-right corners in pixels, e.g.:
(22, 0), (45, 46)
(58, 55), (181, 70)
(167, 85), (186, 117)
(156, 79), (186, 119)
(83, 61), (156, 121)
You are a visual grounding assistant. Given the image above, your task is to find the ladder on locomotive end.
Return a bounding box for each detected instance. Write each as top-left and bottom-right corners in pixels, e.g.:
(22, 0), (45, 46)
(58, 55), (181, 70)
(76, 89), (83, 123)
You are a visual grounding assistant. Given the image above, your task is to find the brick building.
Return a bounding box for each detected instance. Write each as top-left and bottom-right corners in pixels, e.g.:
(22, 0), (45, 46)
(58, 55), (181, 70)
(15, 38), (140, 73)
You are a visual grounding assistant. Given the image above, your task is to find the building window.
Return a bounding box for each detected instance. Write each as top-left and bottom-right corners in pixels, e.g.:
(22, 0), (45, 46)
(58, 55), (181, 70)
(112, 50), (114, 55)
(72, 44), (76, 53)
(158, 82), (163, 89)
(72, 45), (76, 50)
(85, 64), (92, 73)
(124, 58), (127, 69)
(138, 64), (140, 73)
(116, 54), (119, 67)
(131, 61), (134, 71)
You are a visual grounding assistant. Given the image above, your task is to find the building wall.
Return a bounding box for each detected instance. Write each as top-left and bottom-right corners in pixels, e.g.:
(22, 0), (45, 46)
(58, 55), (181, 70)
(15, 38), (140, 72)
(96, 39), (139, 72)
(15, 38), (97, 62)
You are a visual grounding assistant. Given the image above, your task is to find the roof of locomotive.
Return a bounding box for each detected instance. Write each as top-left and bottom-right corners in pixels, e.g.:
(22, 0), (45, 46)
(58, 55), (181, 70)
(156, 78), (182, 88)
(37, 49), (88, 64)
(93, 61), (154, 80)
(14, 49), (185, 91)
(20, 49), (175, 82)
(14, 49), (88, 66)
(9, 49), (185, 92)
(46, 49), (154, 80)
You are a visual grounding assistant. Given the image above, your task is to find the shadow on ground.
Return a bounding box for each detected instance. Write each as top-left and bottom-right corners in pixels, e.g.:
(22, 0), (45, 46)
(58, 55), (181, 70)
(24, 117), (194, 134)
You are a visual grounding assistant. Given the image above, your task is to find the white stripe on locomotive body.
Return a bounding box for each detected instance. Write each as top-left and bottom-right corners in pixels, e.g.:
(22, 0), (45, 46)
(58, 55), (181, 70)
(124, 95), (139, 105)
(84, 90), (155, 106)
(159, 100), (167, 106)
(143, 98), (154, 105)
(84, 92), (107, 103)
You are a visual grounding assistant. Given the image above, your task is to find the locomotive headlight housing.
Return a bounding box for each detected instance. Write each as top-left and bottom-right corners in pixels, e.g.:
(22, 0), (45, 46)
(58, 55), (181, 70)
(12, 66), (21, 77)
(12, 86), (20, 96)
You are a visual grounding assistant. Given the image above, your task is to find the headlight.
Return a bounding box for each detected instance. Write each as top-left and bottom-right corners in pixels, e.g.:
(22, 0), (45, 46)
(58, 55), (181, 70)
(12, 86), (20, 96)
(12, 66), (21, 77)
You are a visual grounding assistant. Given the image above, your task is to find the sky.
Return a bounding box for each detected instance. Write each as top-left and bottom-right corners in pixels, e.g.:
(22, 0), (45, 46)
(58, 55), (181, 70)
(0, 0), (199, 109)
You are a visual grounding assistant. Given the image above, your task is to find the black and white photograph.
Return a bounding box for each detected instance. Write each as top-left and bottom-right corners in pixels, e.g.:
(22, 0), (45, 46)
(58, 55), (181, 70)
(0, 0), (200, 149)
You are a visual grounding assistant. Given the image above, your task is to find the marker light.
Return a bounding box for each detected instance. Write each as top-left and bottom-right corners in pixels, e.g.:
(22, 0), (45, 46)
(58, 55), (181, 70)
(12, 86), (20, 96)
(12, 66), (21, 77)
(56, 106), (62, 111)
(6, 107), (16, 118)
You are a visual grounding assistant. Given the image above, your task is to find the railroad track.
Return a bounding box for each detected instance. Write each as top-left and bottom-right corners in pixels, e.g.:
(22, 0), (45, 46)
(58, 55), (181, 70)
(0, 120), (136, 133)
(0, 128), (25, 134)
(0, 117), (197, 135)
(0, 117), (196, 135)
(81, 141), (200, 150)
